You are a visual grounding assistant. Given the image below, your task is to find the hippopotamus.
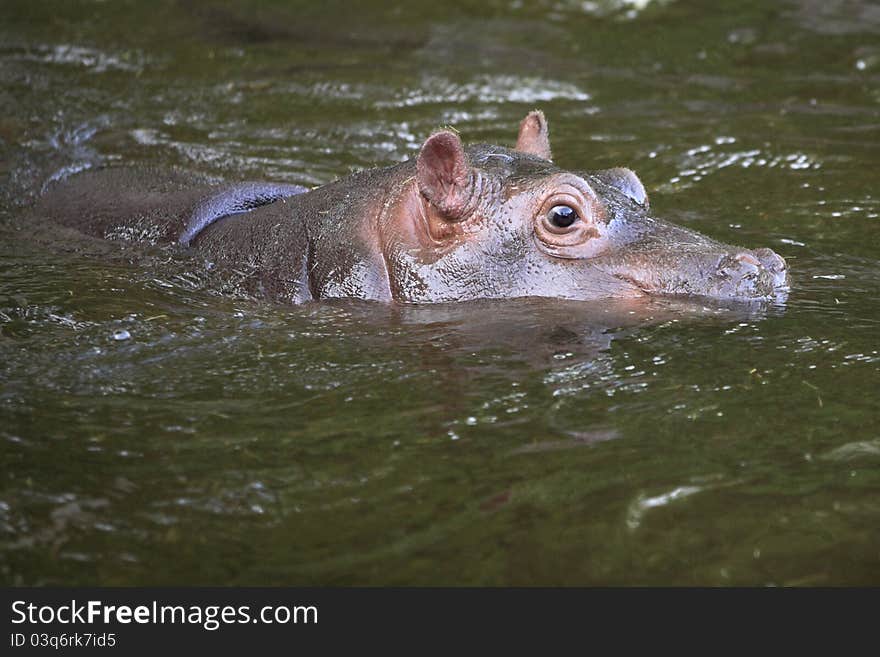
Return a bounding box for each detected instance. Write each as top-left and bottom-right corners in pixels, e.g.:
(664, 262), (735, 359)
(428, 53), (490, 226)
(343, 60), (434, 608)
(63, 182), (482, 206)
(34, 111), (788, 304)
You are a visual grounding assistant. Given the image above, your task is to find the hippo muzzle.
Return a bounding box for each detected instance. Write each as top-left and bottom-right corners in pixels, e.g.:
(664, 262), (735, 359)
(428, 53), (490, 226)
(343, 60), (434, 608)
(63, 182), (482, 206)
(716, 247), (789, 299)
(591, 229), (790, 301)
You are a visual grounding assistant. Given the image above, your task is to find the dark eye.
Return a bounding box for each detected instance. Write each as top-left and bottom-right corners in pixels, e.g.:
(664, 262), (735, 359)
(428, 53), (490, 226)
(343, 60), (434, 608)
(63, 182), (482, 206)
(548, 205), (578, 228)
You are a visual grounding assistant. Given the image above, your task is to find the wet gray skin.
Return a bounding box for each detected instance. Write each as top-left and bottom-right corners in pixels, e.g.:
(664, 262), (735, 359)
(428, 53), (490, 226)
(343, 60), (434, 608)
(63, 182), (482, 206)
(34, 111), (788, 304)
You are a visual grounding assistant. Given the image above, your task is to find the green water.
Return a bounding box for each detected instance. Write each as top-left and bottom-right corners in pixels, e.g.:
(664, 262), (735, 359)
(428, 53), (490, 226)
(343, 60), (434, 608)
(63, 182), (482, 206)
(1, 0), (879, 585)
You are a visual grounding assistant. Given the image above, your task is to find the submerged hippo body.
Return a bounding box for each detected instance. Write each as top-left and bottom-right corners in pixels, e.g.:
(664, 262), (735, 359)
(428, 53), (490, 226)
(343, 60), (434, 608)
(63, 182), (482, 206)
(36, 112), (788, 304)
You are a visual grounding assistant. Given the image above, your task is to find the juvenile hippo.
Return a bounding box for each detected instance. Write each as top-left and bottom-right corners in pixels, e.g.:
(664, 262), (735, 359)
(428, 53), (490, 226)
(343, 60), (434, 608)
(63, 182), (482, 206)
(35, 111), (788, 304)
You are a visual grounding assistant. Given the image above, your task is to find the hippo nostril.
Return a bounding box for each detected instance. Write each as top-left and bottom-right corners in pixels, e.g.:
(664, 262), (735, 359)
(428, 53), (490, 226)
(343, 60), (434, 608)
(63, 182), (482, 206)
(754, 248), (788, 275)
(716, 253), (758, 283)
(735, 252), (761, 267)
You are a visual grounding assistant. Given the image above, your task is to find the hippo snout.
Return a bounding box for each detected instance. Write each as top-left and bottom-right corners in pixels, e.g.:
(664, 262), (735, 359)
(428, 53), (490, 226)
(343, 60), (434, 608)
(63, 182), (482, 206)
(754, 247), (789, 281)
(715, 247), (789, 298)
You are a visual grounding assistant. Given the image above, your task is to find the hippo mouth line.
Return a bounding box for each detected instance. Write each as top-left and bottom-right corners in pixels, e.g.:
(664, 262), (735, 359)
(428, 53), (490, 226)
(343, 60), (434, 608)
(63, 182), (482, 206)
(613, 274), (790, 302)
(608, 248), (790, 301)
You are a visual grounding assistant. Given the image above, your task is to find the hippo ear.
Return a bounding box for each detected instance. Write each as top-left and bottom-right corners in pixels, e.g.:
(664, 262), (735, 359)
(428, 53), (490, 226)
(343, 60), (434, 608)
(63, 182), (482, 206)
(594, 167), (649, 208)
(515, 110), (552, 161)
(416, 130), (475, 221)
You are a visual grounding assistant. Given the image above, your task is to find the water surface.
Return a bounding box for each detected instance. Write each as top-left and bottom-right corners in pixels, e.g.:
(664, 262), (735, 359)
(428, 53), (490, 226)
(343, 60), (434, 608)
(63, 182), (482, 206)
(1, 0), (879, 585)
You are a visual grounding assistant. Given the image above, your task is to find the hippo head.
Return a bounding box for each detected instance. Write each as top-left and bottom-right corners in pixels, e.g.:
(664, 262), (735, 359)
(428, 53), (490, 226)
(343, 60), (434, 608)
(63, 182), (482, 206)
(381, 111), (789, 303)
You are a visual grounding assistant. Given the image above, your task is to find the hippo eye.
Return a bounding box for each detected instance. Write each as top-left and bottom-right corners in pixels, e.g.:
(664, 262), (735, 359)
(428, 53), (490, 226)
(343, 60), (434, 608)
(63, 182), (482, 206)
(547, 205), (578, 228)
